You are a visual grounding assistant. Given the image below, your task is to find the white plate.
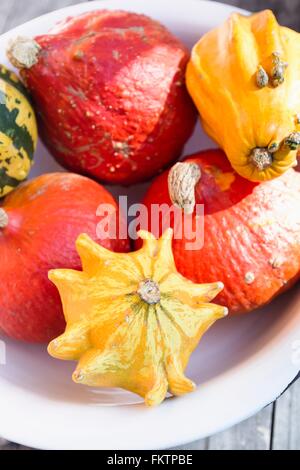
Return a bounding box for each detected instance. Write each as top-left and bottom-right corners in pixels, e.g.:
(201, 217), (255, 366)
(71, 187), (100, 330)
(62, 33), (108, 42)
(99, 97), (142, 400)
(0, 0), (299, 451)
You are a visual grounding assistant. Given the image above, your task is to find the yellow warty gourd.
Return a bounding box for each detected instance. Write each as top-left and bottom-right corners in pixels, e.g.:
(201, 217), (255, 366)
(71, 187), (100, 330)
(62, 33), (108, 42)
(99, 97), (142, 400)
(48, 229), (227, 406)
(186, 10), (300, 182)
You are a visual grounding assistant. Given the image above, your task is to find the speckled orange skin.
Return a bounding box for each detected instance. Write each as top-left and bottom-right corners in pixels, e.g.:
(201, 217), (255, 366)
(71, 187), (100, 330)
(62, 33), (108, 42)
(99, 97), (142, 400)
(139, 149), (300, 314)
(20, 10), (196, 185)
(0, 173), (129, 343)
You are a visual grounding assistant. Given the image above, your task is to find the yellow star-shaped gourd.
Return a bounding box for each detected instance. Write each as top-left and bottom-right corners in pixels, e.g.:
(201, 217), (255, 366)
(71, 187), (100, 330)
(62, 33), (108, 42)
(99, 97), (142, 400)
(48, 229), (227, 406)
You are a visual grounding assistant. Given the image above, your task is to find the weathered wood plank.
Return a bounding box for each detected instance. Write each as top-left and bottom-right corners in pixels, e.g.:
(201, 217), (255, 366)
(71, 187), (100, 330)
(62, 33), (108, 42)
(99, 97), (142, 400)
(173, 404), (274, 450)
(272, 379), (300, 450)
(216, 0), (300, 30)
(0, 439), (33, 450)
(207, 405), (274, 450)
(171, 438), (208, 450)
(0, 0), (15, 33)
(1, 0), (84, 32)
(0, 437), (19, 450)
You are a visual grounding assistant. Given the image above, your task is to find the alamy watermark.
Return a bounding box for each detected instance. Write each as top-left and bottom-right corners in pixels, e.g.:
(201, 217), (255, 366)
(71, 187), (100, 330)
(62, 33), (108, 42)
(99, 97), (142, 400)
(95, 197), (205, 250)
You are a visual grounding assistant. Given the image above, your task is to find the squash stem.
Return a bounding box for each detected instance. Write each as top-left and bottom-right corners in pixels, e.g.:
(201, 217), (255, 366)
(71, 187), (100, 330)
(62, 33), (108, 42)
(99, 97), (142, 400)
(249, 148), (273, 171)
(168, 162), (201, 214)
(137, 279), (160, 304)
(284, 132), (300, 150)
(7, 37), (41, 69)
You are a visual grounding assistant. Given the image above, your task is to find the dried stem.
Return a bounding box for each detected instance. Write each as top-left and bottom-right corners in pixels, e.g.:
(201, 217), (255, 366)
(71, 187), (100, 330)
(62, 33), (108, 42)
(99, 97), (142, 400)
(7, 36), (41, 69)
(168, 162), (201, 214)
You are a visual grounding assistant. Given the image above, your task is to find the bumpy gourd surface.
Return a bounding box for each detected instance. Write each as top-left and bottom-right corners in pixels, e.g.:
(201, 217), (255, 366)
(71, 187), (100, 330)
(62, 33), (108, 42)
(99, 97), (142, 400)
(0, 65), (37, 196)
(8, 11), (196, 185)
(186, 10), (300, 182)
(48, 229), (226, 406)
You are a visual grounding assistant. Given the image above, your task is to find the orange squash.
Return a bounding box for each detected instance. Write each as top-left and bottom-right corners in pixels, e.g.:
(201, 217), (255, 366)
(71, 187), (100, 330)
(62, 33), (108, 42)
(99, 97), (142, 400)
(48, 229), (227, 406)
(186, 10), (300, 182)
(0, 173), (129, 342)
(139, 149), (300, 314)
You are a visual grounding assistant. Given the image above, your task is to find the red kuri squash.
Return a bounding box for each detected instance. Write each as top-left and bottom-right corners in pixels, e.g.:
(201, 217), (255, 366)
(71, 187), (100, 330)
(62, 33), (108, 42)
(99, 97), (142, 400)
(7, 10), (196, 185)
(139, 149), (300, 314)
(0, 173), (129, 342)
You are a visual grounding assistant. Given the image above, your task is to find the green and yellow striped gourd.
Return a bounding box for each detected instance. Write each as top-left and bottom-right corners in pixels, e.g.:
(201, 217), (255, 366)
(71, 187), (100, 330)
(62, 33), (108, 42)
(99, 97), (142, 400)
(0, 64), (37, 197)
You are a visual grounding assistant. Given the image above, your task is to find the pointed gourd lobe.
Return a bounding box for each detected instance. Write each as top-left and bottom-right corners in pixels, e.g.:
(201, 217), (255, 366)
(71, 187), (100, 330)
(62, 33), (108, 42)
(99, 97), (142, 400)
(48, 230), (226, 406)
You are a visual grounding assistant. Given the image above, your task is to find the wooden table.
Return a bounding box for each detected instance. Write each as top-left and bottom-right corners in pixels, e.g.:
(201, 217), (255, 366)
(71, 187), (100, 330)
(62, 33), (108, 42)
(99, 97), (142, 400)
(0, 0), (299, 451)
